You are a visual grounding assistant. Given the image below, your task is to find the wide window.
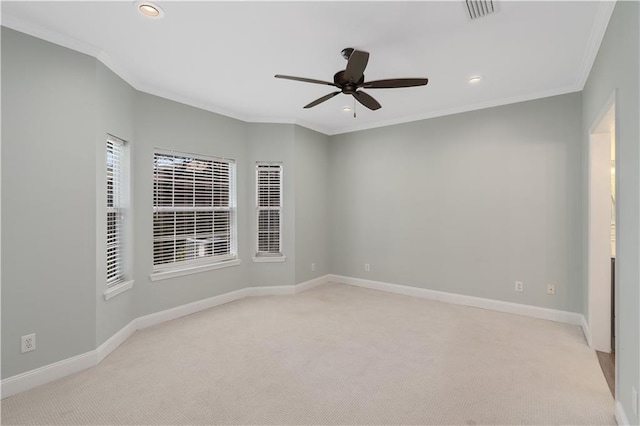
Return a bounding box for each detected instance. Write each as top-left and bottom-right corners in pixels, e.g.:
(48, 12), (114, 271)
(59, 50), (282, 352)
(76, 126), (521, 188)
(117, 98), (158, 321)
(106, 135), (125, 286)
(255, 162), (283, 258)
(153, 150), (237, 273)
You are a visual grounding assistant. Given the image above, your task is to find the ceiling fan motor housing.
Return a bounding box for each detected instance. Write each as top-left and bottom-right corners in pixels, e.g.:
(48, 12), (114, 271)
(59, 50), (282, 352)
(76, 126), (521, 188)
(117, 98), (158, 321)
(334, 70), (364, 94)
(274, 48), (428, 111)
(341, 48), (355, 60)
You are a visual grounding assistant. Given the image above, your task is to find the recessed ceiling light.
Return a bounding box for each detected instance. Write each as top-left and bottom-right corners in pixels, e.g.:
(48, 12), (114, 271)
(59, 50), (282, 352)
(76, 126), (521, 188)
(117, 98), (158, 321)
(342, 106), (352, 112)
(135, 1), (164, 19)
(468, 76), (483, 84)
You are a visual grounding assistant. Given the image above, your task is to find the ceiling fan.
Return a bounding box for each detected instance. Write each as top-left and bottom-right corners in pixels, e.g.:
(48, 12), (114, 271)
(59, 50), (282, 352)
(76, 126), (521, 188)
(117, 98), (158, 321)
(275, 48), (429, 111)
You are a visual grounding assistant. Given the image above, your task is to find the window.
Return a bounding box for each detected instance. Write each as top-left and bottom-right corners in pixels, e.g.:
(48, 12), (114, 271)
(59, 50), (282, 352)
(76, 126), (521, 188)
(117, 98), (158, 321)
(153, 150), (237, 273)
(106, 136), (126, 286)
(255, 162), (283, 258)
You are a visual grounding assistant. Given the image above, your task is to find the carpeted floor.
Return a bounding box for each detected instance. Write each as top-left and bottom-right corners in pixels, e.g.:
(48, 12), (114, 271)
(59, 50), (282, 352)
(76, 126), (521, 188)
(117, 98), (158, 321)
(1, 283), (615, 425)
(597, 350), (615, 397)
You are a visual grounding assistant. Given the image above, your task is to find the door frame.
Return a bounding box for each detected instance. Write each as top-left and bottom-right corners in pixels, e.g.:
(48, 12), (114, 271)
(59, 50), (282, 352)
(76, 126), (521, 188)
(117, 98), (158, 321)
(587, 90), (618, 392)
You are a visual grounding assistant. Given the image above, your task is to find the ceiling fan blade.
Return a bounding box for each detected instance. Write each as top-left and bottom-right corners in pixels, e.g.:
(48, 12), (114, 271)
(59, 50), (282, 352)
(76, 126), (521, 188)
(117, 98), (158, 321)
(361, 78), (429, 89)
(344, 50), (369, 83)
(304, 91), (341, 109)
(352, 91), (381, 110)
(275, 74), (337, 87)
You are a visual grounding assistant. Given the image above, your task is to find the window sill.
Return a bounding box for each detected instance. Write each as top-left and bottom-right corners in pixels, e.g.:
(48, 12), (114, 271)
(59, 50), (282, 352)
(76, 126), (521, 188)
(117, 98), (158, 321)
(150, 259), (242, 282)
(252, 256), (287, 263)
(104, 280), (134, 301)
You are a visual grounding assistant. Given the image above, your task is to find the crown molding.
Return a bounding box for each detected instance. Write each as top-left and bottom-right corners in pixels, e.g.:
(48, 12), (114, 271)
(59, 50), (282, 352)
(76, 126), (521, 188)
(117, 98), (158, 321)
(330, 84), (581, 136)
(245, 116), (331, 136)
(2, 14), (102, 59)
(574, 0), (616, 90)
(2, 0), (616, 137)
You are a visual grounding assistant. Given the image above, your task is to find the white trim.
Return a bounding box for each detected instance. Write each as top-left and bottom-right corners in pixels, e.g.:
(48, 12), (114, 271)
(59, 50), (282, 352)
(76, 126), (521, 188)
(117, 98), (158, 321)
(149, 259), (242, 282)
(138, 275), (330, 330)
(104, 280), (134, 301)
(329, 275), (583, 326)
(615, 400), (630, 426)
(294, 275), (329, 293)
(0, 14), (326, 136)
(574, 0), (617, 90)
(246, 276), (328, 297)
(581, 314), (592, 347)
(589, 90), (618, 134)
(329, 86), (581, 136)
(587, 91), (617, 354)
(0, 275), (332, 398)
(96, 320), (137, 363)
(4, 273), (590, 401)
(247, 286), (295, 297)
(0, 351), (96, 399)
(0, 12), (612, 138)
(1, 15), (103, 64)
(252, 256), (287, 263)
(136, 288), (249, 330)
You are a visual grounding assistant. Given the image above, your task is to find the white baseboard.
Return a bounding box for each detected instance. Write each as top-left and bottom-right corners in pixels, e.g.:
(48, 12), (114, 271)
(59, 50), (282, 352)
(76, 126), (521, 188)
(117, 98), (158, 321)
(294, 274), (330, 293)
(136, 288), (249, 330)
(4, 274), (586, 399)
(580, 314), (592, 347)
(96, 320), (137, 363)
(247, 286), (295, 296)
(330, 274), (584, 326)
(1, 275), (331, 399)
(615, 400), (630, 425)
(247, 275), (329, 297)
(0, 351), (96, 399)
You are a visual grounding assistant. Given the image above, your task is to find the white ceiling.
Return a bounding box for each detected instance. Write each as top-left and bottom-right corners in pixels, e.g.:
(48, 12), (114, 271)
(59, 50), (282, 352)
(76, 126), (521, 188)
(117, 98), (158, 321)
(2, 1), (614, 135)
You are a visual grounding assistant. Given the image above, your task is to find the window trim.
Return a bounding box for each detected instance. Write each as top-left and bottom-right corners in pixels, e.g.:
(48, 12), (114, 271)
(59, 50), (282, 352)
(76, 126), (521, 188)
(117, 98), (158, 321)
(152, 149), (238, 275)
(106, 135), (126, 287)
(252, 256), (287, 263)
(150, 259), (242, 282)
(255, 162), (284, 258)
(104, 279), (135, 300)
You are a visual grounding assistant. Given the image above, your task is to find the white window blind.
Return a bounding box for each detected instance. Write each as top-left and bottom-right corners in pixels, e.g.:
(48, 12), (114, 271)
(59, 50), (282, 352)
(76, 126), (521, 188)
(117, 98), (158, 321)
(153, 150), (236, 271)
(106, 136), (125, 286)
(256, 163), (283, 256)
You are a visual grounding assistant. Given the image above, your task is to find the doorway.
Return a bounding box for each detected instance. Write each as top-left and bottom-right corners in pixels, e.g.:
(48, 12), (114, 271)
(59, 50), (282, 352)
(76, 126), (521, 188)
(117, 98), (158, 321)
(588, 94), (617, 396)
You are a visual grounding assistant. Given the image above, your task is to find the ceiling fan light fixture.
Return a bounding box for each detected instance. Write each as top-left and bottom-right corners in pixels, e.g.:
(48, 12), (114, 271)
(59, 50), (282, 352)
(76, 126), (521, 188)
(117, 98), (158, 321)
(135, 1), (164, 19)
(342, 106), (352, 112)
(468, 75), (483, 84)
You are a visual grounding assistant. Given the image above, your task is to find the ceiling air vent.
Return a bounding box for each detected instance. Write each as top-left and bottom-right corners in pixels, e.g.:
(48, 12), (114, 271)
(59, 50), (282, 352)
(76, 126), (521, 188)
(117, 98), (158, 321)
(466, 0), (495, 20)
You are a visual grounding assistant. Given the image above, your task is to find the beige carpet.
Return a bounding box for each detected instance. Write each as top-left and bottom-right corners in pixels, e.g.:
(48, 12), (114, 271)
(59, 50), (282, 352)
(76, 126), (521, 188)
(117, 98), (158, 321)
(1, 283), (614, 425)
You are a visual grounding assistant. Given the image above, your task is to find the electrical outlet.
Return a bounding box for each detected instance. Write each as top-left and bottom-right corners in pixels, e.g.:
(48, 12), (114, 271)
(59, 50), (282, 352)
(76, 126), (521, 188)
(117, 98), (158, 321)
(632, 386), (638, 416)
(546, 283), (556, 295)
(364, 263), (370, 272)
(311, 263), (316, 272)
(21, 334), (36, 353)
(515, 281), (523, 292)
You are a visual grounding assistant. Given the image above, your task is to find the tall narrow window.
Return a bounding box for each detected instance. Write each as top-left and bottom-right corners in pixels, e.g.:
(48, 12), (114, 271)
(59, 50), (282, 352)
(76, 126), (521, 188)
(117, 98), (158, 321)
(153, 150), (237, 272)
(256, 162), (283, 257)
(106, 135), (125, 286)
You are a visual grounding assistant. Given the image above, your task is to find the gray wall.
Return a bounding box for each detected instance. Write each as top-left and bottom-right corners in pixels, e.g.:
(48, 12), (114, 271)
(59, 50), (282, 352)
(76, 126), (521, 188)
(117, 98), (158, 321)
(3, 16), (638, 419)
(330, 93), (583, 313)
(1, 28), (97, 377)
(132, 92), (249, 317)
(95, 63), (136, 347)
(246, 123), (296, 287)
(1, 29), (337, 379)
(294, 126), (331, 283)
(582, 1), (639, 422)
